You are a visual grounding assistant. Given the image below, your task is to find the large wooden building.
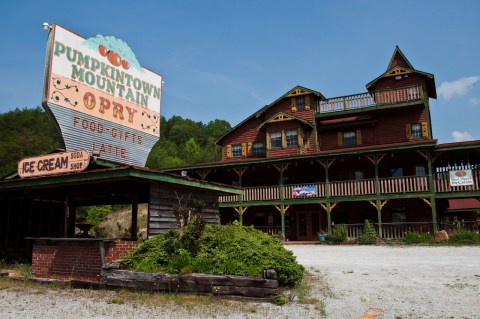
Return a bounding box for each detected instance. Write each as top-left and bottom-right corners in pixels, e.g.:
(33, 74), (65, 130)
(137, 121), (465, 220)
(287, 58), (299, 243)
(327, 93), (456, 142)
(168, 47), (480, 241)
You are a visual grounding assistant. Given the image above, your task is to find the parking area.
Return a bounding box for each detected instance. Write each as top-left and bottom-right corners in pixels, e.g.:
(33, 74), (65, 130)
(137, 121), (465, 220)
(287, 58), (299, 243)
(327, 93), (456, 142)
(288, 245), (480, 319)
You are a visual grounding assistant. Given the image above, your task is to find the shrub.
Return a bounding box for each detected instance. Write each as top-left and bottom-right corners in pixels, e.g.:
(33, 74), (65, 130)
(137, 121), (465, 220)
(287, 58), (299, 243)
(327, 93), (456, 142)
(330, 224), (348, 243)
(358, 220), (377, 244)
(124, 221), (304, 287)
(403, 231), (433, 244)
(450, 229), (480, 243)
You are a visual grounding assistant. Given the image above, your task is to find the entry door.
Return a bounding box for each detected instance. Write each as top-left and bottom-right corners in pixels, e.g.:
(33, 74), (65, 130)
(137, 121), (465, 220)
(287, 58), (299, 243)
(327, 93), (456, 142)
(297, 212), (321, 241)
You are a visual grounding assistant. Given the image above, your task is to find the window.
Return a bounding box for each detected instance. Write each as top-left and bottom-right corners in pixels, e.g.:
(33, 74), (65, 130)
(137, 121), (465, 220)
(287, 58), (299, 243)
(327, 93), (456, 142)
(270, 132), (282, 149)
(343, 131), (356, 146)
(285, 130), (298, 147)
(232, 144), (242, 157)
(411, 123), (422, 139)
(296, 96), (305, 111)
(355, 170), (364, 180)
(415, 165), (426, 176)
(390, 167), (403, 177)
(252, 142), (265, 156)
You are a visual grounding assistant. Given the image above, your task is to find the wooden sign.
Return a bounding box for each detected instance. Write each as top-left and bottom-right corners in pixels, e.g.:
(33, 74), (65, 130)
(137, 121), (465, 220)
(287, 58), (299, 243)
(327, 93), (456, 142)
(42, 23), (163, 166)
(18, 149), (90, 178)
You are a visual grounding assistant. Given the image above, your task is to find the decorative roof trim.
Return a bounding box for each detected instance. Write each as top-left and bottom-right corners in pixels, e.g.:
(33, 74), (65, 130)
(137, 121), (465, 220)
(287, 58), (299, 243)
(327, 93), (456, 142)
(257, 111), (314, 130)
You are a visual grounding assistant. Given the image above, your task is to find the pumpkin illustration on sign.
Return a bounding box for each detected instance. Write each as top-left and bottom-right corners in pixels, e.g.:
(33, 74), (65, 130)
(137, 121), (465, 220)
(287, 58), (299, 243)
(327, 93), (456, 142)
(98, 45), (129, 70)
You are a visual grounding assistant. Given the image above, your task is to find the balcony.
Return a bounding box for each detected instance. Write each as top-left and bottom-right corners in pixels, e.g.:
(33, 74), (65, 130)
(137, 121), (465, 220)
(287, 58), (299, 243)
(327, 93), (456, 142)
(218, 171), (480, 203)
(316, 85), (424, 114)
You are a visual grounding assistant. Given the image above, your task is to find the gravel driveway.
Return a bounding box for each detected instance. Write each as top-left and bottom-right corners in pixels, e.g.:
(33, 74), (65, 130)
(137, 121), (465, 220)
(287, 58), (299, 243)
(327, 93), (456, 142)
(1, 245), (479, 319)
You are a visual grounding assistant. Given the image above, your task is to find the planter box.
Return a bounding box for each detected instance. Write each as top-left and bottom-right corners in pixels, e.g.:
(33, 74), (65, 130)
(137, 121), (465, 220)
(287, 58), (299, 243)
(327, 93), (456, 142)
(101, 262), (279, 300)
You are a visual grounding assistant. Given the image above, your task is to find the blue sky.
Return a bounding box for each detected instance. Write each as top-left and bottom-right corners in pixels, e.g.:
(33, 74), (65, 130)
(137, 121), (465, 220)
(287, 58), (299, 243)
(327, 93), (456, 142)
(0, 0), (479, 143)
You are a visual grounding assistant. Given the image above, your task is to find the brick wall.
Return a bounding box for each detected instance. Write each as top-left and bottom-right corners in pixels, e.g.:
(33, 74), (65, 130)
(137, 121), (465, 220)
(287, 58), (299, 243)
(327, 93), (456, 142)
(31, 239), (138, 283)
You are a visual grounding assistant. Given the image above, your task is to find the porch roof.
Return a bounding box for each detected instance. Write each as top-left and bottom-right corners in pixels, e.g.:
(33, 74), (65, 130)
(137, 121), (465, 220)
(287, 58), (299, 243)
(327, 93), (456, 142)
(447, 198), (480, 211)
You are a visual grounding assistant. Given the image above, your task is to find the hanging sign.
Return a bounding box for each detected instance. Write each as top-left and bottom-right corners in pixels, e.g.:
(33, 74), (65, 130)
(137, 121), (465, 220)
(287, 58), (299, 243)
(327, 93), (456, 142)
(449, 170), (473, 186)
(18, 149), (90, 178)
(42, 23), (162, 166)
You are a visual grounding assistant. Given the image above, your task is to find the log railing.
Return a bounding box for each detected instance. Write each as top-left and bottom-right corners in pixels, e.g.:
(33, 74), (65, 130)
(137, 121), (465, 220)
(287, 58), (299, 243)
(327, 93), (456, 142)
(317, 85), (424, 114)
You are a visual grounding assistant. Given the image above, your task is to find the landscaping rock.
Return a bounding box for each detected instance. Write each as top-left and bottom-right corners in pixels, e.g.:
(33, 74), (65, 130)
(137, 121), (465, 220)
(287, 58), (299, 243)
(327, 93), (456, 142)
(434, 230), (449, 242)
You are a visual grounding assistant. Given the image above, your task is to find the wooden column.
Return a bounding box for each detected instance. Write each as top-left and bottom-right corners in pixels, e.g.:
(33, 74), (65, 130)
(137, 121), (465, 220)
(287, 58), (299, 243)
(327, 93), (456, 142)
(367, 154), (385, 238)
(426, 150), (438, 232)
(275, 205), (290, 238)
(66, 198), (76, 238)
(319, 159), (335, 234)
(234, 206), (248, 225)
(131, 200), (138, 241)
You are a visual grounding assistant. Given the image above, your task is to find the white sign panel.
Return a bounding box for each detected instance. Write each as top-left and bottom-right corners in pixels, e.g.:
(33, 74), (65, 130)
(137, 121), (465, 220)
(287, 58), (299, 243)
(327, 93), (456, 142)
(449, 170), (474, 186)
(43, 23), (162, 166)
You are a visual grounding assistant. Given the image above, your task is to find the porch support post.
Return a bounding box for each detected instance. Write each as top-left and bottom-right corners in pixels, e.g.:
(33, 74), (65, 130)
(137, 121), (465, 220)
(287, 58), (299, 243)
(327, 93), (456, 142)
(233, 167), (248, 187)
(234, 206), (248, 225)
(131, 200), (138, 241)
(275, 205), (289, 238)
(426, 150), (438, 232)
(326, 202), (332, 235)
(376, 199), (383, 238)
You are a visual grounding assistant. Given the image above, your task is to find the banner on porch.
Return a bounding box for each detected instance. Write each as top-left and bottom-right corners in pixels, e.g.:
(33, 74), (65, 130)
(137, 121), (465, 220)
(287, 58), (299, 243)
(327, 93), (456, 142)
(449, 170), (473, 186)
(292, 185), (316, 197)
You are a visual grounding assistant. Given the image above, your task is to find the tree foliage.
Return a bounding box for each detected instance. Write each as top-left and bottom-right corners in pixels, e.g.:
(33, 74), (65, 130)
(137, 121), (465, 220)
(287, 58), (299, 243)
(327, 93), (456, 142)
(0, 108), (232, 176)
(146, 116), (231, 169)
(0, 107), (60, 177)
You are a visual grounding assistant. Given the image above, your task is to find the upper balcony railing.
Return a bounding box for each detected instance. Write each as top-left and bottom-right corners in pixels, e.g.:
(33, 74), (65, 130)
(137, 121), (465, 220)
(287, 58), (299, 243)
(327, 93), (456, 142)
(316, 85), (424, 114)
(218, 171), (480, 203)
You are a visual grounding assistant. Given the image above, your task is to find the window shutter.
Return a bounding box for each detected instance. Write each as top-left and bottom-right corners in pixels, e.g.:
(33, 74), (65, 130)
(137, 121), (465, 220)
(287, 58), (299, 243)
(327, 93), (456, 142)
(337, 132), (343, 147)
(282, 130), (286, 148)
(297, 128), (302, 147)
(356, 129), (362, 145)
(266, 133), (271, 150)
(241, 143), (247, 157)
(421, 121), (428, 138)
(291, 97), (297, 112)
(247, 142), (252, 156)
(305, 95), (311, 111)
(405, 124), (412, 140)
(226, 145), (232, 158)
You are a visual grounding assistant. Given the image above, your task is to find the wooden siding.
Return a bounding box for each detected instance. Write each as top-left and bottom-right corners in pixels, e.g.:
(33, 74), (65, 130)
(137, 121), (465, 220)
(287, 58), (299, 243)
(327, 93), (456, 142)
(148, 185), (220, 238)
(222, 116), (264, 159)
(373, 73), (425, 92)
(319, 107), (427, 151)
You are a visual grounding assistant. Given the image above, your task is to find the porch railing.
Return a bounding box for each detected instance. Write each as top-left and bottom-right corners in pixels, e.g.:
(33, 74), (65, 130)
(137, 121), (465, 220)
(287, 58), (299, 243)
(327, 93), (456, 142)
(317, 85), (424, 114)
(330, 179), (376, 196)
(379, 176), (429, 194)
(219, 173), (480, 203)
(345, 222), (434, 239)
(254, 226), (282, 236)
(435, 170), (480, 192)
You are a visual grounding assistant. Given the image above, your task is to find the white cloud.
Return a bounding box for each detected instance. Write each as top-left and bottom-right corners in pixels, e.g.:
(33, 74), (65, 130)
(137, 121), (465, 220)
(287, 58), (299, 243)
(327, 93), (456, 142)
(451, 131), (473, 142)
(437, 76), (480, 100)
(469, 97), (480, 105)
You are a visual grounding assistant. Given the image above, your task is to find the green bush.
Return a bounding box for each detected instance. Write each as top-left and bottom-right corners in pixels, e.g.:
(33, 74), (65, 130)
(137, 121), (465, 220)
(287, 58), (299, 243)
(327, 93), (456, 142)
(124, 221), (304, 287)
(449, 229), (480, 243)
(358, 220), (377, 244)
(403, 231), (433, 244)
(330, 224), (348, 243)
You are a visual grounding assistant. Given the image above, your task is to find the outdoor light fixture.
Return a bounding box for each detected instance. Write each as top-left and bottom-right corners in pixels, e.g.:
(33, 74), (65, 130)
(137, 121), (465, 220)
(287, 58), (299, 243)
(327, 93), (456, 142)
(42, 22), (52, 31)
(92, 150), (101, 157)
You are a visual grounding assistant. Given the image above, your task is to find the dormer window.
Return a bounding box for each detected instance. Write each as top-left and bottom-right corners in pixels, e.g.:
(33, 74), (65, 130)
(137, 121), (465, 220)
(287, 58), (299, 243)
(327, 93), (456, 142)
(252, 142), (265, 156)
(231, 144), (242, 157)
(411, 123), (422, 139)
(270, 132), (282, 149)
(296, 96), (305, 111)
(285, 129), (298, 147)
